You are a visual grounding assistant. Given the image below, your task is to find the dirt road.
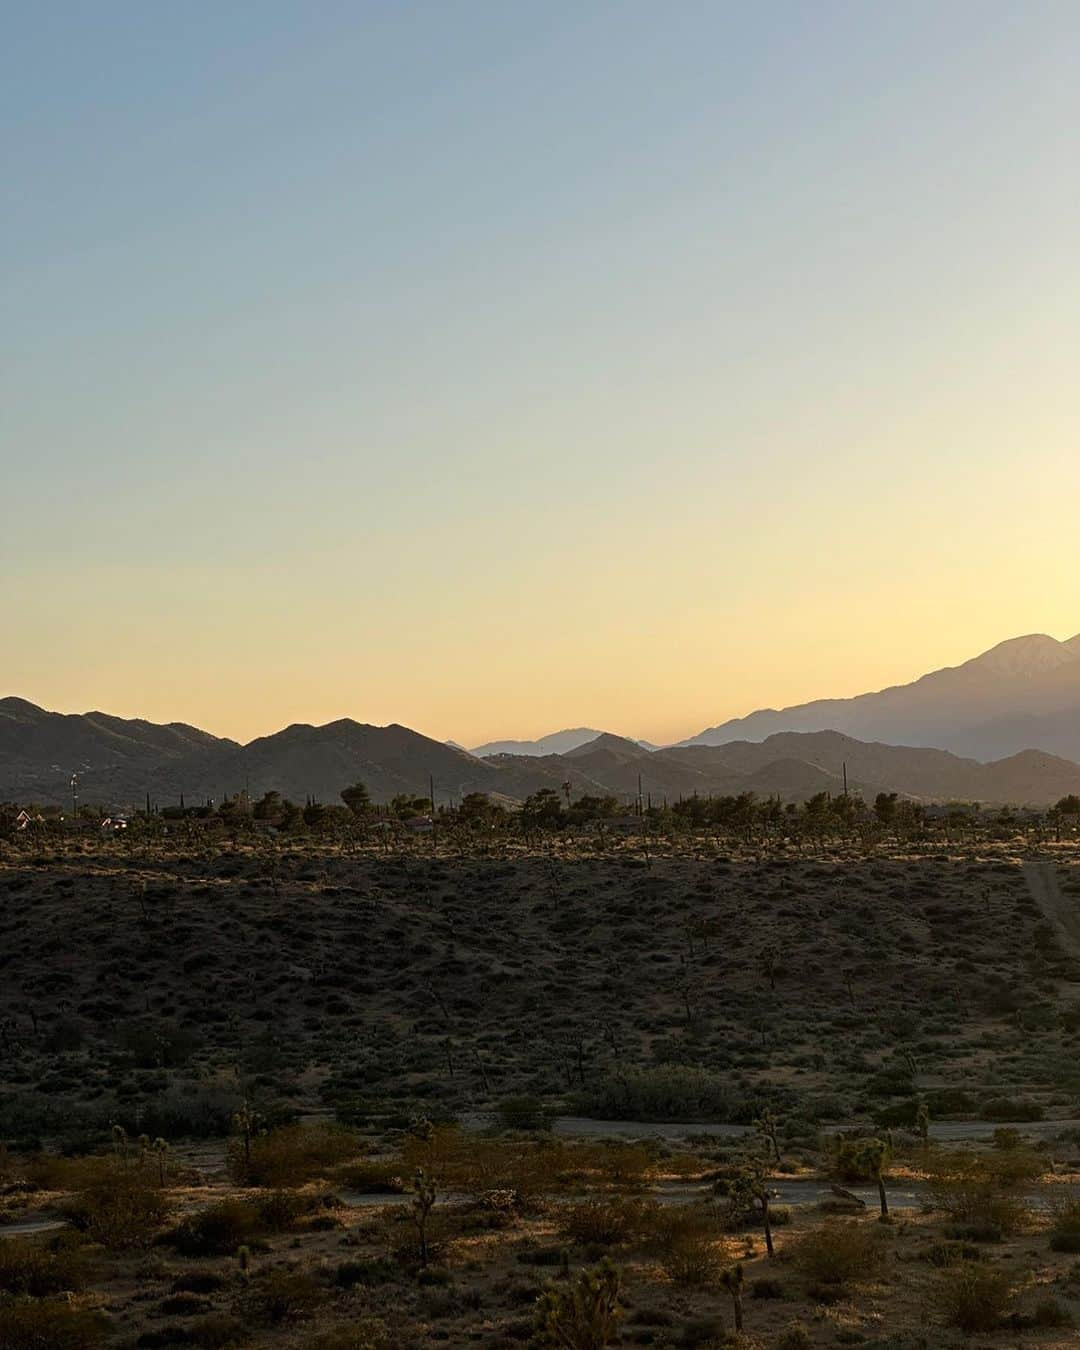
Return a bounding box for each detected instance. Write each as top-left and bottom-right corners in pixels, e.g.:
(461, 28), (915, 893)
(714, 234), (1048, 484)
(1023, 860), (1080, 952)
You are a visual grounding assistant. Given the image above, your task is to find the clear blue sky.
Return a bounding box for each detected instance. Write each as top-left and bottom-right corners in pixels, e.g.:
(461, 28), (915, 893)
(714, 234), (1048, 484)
(4, 2), (1078, 744)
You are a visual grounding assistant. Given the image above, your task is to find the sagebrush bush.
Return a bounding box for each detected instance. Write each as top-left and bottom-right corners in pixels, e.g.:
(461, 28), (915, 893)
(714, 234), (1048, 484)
(924, 1147), (1039, 1237)
(237, 1266), (324, 1325)
(559, 1196), (655, 1247)
(60, 1167), (168, 1250)
(645, 1208), (730, 1287)
(0, 1233), (90, 1295)
(791, 1221), (885, 1287)
(169, 1199), (267, 1256)
(933, 1261), (1013, 1332)
(569, 1066), (744, 1123)
(227, 1123), (362, 1186)
(0, 1297), (108, 1349)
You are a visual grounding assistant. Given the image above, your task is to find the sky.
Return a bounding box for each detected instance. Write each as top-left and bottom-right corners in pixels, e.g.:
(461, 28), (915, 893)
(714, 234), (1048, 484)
(3, 2), (1078, 747)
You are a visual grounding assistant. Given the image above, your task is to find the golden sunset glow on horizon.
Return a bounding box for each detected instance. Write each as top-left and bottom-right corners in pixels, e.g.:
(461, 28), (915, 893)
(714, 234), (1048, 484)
(4, 4), (1077, 746)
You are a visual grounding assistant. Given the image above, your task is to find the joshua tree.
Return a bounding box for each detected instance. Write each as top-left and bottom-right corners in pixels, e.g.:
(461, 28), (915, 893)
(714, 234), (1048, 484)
(534, 1258), (622, 1348)
(756, 1109), (782, 1166)
(851, 1136), (892, 1219)
(111, 1124), (129, 1162)
(725, 1161), (775, 1257)
(410, 1167), (437, 1267)
(720, 1263), (745, 1332)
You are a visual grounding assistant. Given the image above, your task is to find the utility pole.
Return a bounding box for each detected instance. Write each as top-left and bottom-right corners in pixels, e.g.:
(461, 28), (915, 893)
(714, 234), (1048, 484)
(70, 772), (78, 825)
(842, 762), (848, 798)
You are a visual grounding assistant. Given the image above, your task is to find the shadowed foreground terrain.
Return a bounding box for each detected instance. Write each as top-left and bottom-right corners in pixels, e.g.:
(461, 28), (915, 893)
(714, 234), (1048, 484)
(3, 837), (1080, 1347)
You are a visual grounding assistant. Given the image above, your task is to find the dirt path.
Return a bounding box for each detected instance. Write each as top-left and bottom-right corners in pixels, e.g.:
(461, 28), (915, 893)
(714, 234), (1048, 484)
(1023, 861), (1080, 953)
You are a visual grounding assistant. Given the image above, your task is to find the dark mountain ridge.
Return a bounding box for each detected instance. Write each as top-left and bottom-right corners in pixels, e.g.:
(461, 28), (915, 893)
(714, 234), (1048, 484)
(7, 628), (1080, 810)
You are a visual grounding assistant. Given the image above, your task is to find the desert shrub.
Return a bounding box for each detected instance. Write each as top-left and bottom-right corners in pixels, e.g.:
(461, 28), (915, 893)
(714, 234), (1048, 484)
(399, 1127), (563, 1201)
(119, 1085), (242, 1140)
(776, 1324), (812, 1350)
(919, 1241), (983, 1267)
(981, 1096), (1043, 1121)
(1032, 1296), (1074, 1328)
(116, 1021), (201, 1069)
(237, 1266), (324, 1325)
(335, 1257), (397, 1289)
(791, 1220), (885, 1287)
(301, 1319), (394, 1350)
(496, 1095), (550, 1131)
(0, 1092), (112, 1151)
(333, 1157), (407, 1194)
(645, 1208), (729, 1286)
(751, 1276), (784, 1298)
(559, 1196), (655, 1247)
(24, 1153), (115, 1191)
(169, 1199), (266, 1256)
(0, 1234), (90, 1295)
(0, 1297), (108, 1349)
(933, 1262), (1014, 1332)
(569, 1066), (744, 1123)
(227, 1123), (361, 1186)
(252, 1189), (313, 1231)
(1049, 1198), (1080, 1253)
(534, 1258), (622, 1348)
(924, 1147), (1039, 1236)
(158, 1292), (214, 1316)
(61, 1168), (168, 1250)
(592, 1142), (654, 1186)
(171, 1271), (227, 1295)
(379, 1205), (450, 1268)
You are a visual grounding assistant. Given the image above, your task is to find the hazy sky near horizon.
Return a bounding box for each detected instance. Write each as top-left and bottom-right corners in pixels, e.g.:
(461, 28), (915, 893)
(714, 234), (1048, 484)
(4, 2), (1078, 746)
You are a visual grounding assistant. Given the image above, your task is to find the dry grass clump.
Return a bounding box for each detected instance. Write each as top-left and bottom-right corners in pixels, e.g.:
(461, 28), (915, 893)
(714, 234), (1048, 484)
(932, 1261), (1015, 1332)
(0, 1297), (108, 1349)
(227, 1123), (362, 1186)
(790, 1220), (886, 1288)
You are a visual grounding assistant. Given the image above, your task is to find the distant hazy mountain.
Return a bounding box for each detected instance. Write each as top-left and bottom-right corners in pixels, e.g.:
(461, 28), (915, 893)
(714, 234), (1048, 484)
(8, 636), (1080, 810)
(471, 728), (656, 757)
(681, 633), (1080, 761)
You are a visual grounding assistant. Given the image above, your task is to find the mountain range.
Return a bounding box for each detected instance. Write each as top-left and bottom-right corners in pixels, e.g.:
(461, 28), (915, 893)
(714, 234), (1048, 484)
(680, 632), (1080, 761)
(4, 631), (1080, 810)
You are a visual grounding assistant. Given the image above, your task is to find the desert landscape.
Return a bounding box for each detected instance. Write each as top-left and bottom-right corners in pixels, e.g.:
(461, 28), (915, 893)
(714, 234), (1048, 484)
(7, 4), (1079, 1346)
(3, 818), (1080, 1347)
